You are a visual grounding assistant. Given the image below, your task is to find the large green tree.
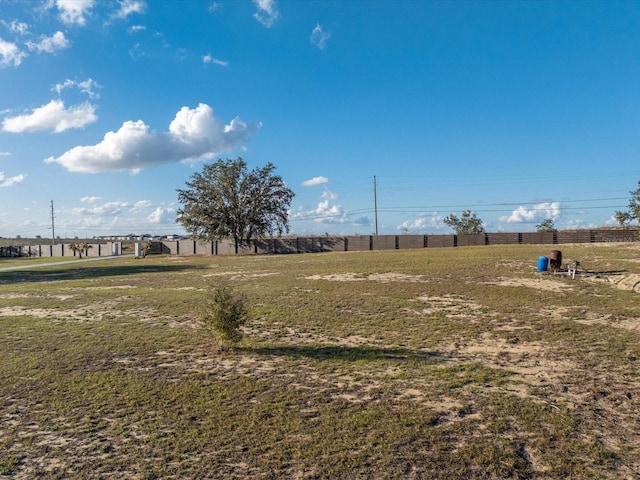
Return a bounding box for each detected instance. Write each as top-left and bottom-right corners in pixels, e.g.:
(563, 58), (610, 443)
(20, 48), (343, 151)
(614, 180), (640, 226)
(177, 158), (295, 253)
(443, 210), (485, 235)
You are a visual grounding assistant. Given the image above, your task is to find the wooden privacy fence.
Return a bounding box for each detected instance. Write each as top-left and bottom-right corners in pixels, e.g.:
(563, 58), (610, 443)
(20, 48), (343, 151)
(153, 229), (639, 256)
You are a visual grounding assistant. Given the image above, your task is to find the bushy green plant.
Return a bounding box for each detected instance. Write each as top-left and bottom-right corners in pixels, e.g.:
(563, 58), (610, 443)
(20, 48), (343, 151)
(199, 280), (249, 349)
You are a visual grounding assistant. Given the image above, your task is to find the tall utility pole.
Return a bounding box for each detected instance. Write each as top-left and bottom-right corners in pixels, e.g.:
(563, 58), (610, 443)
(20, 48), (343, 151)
(373, 175), (379, 236)
(50, 200), (56, 245)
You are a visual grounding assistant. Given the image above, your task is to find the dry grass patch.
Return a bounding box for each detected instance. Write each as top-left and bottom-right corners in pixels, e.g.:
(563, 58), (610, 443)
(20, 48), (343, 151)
(1, 245), (640, 478)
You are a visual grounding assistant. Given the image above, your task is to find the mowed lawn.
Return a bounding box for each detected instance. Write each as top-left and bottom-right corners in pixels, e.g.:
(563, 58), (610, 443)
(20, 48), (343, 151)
(1, 243), (640, 479)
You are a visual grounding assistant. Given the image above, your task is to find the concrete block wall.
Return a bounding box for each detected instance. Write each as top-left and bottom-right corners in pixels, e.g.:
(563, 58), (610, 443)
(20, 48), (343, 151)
(456, 234), (487, 247)
(426, 235), (455, 248)
(486, 233), (520, 245)
(397, 235), (426, 249)
(346, 236), (372, 251)
(521, 232), (555, 245)
(372, 235), (398, 250)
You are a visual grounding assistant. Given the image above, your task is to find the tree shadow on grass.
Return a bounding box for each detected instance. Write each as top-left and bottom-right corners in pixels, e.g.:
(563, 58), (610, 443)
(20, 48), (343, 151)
(239, 345), (448, 363)
(0, 264), (205, 285)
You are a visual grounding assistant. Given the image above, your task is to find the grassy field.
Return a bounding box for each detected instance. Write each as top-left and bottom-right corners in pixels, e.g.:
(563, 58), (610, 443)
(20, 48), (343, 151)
(1, 244), (639, 479)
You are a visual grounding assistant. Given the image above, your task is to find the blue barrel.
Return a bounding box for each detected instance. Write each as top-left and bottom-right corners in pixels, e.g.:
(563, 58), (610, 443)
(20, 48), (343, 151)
(537, 256), (549, 272)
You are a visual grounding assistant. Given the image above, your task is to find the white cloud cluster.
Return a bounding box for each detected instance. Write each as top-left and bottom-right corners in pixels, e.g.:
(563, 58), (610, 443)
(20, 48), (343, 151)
(253, 0), (279, 28)
(0, 172), (26, 187)
(302, 176), (328, 187)
(52, 78), (102, 99)
(72, 200), (128, 217)
(0, 38), (28, 67)
(147, 206), (175, 224)
(500, 202), (561, 223)
(112, 0), (146, 20)
(54, 0), (95, 26)
(397, 213), (445, 233)
(44, 103), (261, 173)
(310, 24), (331, 50)
(290, 188), (359, 226)
(2, 100), (97, 133)
(1, 30), (68, 68)
(5, 20), (29, 36)
(202, 54), (228, 67)
(60, 197), (178, 235)
(26, 31), (69, 53)
(2, 0), (145, 69)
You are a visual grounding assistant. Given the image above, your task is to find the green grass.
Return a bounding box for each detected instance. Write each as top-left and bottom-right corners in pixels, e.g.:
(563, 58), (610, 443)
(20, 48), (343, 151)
(1, 244), (640, 478)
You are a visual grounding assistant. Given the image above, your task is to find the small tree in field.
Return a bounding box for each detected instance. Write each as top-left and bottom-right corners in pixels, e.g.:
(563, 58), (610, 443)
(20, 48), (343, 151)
(69, 241), (92, 258)
(199, 280), (249, 350)
(443, 210), (485, 235)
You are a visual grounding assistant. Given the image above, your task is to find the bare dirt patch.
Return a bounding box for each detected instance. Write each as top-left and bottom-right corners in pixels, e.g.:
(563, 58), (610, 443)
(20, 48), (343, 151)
(306, 272), (428, 283)
(486, 276), (574, 292)
(407, 294), (489, 319)
(584, 272), (640, 293)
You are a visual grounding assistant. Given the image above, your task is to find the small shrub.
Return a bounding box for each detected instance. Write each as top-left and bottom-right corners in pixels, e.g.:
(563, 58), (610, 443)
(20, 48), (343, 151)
(199, 280), (249, 349)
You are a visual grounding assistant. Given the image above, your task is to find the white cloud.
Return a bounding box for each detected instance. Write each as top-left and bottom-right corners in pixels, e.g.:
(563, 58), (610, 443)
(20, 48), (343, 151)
(55, 0), (94, 26)
(2, 100), (98, 133)
(129, 25), (146, 33)
(53, 78), (102, 99)
(0, 38), (27, 67)
(397, 213), (445, 233)
(310, 24), (331, 50)
(147, 206), (174, 224)
(26, 31), (69, 53)
(72, 200), (128, 217)
(113, 0), (146, 20)
(0, 152), (11, 157)
(604, 215), (619, 227)
(56, 198), (179, 236)
(44, 103), (261, 173)
(500, 202), (561, 223)
(5, 20), (29, 36)
(0, 172), (26, 187)
(202, 54), (229, 67)
(253, 0), (279, 28)
(290, 188), (352, 225)
(302, 176), (328, 187)
(208, 2), (222, 13)
(132, 199), (152, 212)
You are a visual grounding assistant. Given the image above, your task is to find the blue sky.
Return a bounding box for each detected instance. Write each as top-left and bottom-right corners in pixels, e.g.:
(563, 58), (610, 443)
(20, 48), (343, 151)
(1, 0), (639, 239)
